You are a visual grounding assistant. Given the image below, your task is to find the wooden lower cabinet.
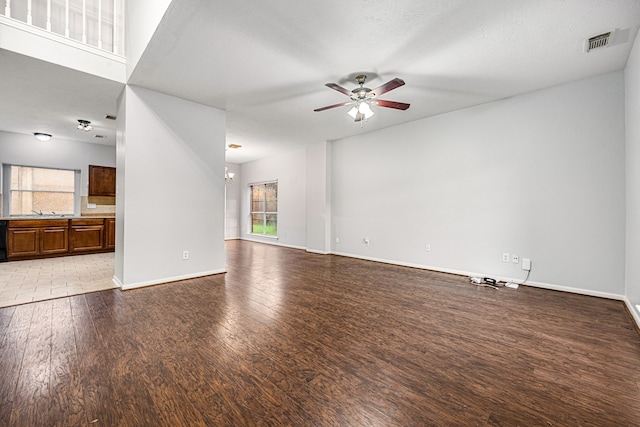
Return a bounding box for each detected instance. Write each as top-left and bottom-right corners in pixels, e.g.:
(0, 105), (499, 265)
(7, 219), (70, 258)
(40, 227), (69, 254)
(70, 219), (105, 252)
(7, 227), (40, 257)
(105, 218), (116, 249)
(7, 218), (113, 260)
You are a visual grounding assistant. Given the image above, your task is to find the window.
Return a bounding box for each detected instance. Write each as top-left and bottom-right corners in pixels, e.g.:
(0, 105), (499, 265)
(250, 181), (277, 236)
(8, 165), (76, 216)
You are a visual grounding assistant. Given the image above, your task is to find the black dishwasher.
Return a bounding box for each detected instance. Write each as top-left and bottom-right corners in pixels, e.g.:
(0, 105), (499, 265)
(0, 220), (7, 262)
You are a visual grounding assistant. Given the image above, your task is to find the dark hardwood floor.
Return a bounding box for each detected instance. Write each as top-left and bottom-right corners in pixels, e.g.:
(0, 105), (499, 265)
(1, 240), (639, 426)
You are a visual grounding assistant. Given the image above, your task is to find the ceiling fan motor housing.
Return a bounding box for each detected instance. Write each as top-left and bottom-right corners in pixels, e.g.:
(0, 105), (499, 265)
(351, 75), (373, 100)
(351, 87), (372, 100)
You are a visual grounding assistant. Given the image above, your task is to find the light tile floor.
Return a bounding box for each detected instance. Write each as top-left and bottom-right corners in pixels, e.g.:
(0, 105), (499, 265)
(0, 253), (116, 308)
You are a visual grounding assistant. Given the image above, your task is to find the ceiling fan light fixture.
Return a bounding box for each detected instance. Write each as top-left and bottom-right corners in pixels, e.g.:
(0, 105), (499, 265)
(347, 106), (359, 119)
(358, 102), (374, 119)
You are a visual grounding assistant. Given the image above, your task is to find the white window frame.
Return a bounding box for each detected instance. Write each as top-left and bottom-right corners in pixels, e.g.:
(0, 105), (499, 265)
(248, 180), (278, 238)
(2, 164), (81, 217)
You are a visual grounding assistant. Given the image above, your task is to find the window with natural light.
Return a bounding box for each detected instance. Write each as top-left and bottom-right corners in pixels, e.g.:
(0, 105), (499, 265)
(9, 165), (76, 216)
(250, 181), (277, 236)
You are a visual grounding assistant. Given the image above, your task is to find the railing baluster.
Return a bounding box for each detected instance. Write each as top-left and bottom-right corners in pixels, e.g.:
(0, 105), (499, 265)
(3, 0), (121, 56)
(65, 0), (69, 37)
(46, 0), (51, 31)
(113, 0), (118, 55)
(98, 0), (102, 49)
(82, 0), (87, 43)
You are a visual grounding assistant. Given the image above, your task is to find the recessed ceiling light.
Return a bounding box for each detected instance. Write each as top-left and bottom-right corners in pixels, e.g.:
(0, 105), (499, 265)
(228, 144), (242, 149)
(33, 132), (52, 141)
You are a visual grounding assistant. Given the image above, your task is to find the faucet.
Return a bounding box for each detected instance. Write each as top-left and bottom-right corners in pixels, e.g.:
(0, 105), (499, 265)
(31, 210), (43, 216)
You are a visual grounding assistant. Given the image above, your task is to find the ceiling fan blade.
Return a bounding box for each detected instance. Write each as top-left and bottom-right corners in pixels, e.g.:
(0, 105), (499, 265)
(314, 101), (355, 112)
(326, 83), (352, 97)
(374, 99), (410, 110)
(370, 78), (405, 97)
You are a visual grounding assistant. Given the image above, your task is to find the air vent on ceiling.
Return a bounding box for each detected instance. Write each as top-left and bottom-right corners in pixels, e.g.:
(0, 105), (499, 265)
(228, 144), (242, 149)
(105, 114), (117, 120)
(585, 31), (612, 52)
(94, 135), (106, 139)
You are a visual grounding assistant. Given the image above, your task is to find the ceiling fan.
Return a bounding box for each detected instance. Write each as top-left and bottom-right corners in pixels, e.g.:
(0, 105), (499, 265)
(314, 74), (410, 122)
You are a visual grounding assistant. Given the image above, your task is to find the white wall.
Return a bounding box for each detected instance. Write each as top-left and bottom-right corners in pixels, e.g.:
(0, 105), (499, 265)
(114, 89), (126, 282)
(306, 141), (332, 254)
(225, 162), (240, 239)
(625, 30), (640, 321)
(0, 130), (115, 197)
(125, 0), (172, 79)
(331, 71), (626, 296)
(240, 148), (307, 249)
(115, 85), (226, 289)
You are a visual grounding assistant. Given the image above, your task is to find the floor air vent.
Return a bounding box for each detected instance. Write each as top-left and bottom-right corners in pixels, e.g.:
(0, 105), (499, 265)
(585, 31), (612, 52)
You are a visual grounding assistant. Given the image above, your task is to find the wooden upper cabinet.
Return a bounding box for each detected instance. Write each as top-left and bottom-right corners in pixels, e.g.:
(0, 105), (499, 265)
(88, 165), (116, 197)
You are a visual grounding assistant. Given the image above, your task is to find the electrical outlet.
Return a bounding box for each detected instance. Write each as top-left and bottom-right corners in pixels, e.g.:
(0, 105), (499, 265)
(182, 250), (189, 260)
(335, 237), (340, 244)
(363, 238), (370, 247)
(425, 244), (431, 252)
(512, 254), (519, 263)
(502, 253), (510, 262)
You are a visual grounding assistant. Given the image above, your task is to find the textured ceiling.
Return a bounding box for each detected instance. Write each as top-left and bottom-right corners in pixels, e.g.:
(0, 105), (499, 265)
(130, 0), (640, 163)
(0, 49), (123, 145)
(2, 0), (640, 163)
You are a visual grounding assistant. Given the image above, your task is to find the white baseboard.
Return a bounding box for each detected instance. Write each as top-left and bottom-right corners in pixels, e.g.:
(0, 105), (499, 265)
(623, 297), (640, 330)
(523, 280), (624, 301)
(118, 269), (226, 291)
(112, 275), (123, 289)
(331, 251), (491, 280)
(331, 250), (627, 300)
(240, 237), (306, 251)
(306, 249), (330, 255)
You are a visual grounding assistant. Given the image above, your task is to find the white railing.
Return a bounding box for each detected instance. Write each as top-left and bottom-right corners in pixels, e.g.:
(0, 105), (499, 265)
(1, 0), (125, 56)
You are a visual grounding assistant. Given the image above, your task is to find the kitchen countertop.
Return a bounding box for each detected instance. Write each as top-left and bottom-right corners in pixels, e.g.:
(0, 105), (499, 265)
(1, 216), (115, 221)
